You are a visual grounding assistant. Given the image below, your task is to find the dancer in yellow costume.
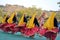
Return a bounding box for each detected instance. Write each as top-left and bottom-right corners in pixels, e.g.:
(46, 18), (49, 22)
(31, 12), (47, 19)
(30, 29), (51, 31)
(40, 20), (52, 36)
(20, 13), (38, 37)
(2, 12), (17, 33)
(39, 12), (58, 40)
(18, 14), (26, 27)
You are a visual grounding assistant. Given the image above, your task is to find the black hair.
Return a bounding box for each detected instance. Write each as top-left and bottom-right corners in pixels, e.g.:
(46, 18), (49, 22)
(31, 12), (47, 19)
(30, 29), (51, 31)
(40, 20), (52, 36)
(54, 18), (58, 27)
(34, 17), (39, 27)
(13, 15), (18, 23)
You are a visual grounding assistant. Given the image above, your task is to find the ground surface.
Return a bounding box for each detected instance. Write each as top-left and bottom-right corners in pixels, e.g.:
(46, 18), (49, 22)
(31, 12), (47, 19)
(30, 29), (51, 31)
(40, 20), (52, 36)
(0, 31), (60, 40)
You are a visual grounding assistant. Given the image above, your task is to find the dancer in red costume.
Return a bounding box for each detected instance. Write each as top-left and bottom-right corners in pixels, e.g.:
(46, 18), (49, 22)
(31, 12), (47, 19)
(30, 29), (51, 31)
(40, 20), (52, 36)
(0, 14), (10, 31)
(19, 13), (39, 37)
(39, 12), (58, 40)
(38, 12), (47, 36)
(1, 12), (18, 33)
(17, 14), (27, 34)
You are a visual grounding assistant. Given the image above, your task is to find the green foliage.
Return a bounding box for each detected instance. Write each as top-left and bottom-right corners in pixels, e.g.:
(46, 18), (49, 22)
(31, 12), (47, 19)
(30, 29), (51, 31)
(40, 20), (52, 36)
(0, 16), (3, 23)
(0, 5), (60, 23)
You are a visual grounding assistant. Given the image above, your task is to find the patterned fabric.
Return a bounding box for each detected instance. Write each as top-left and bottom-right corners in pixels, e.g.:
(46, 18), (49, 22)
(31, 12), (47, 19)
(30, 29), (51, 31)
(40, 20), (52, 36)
(0, 23), (16, 32)
(20, 26), (38, 36)
(38, 27), (58, 36)
(44, 32), (57, 40)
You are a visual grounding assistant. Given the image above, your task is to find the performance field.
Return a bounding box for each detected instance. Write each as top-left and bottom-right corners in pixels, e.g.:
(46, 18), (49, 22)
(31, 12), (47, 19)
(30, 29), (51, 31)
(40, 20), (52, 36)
(0, 31), (60, 40)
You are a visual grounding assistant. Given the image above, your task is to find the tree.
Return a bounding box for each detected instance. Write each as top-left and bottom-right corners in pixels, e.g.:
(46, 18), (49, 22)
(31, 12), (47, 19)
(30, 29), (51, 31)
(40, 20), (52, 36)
(57, 2), (60, 7)
(0, 8), (3, 16)
(57, 2), (60, 4)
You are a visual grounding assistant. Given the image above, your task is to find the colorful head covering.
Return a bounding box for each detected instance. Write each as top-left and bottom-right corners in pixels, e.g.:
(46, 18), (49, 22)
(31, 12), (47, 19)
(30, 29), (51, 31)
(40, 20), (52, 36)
(2, 14), (8, 23)
(26, 13), (36, 28)
(18, 14), (25, 26)
(7, 12), (15, 24)
(43, 12), (56, 30)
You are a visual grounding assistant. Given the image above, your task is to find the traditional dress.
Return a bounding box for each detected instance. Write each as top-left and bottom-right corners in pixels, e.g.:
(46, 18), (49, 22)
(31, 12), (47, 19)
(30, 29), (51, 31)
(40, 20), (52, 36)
(38, 13), (45, 36)
(17, 15), (27, 34)
(1, 12), (17, 33)
(0, 14), (9, 30)
(38, 12), (58, 40)
(19, 13), (38, 37)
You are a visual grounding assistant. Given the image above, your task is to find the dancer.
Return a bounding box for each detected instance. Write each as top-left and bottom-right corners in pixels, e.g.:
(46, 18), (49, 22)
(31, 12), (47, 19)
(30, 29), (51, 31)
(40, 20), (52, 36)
(19, 13), (38, 38)
(1, 12), (17, 33)
(17, 14), (27, 34)
(39, 12), (58, 40)
(38, 12), (47, 36)
(38, 12), (47, 27)
(0, 14), (9, 30)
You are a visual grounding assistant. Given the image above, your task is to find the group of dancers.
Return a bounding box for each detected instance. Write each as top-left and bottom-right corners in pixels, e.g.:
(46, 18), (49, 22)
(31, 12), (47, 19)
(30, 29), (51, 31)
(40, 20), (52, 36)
(0, 11), (59, 40)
